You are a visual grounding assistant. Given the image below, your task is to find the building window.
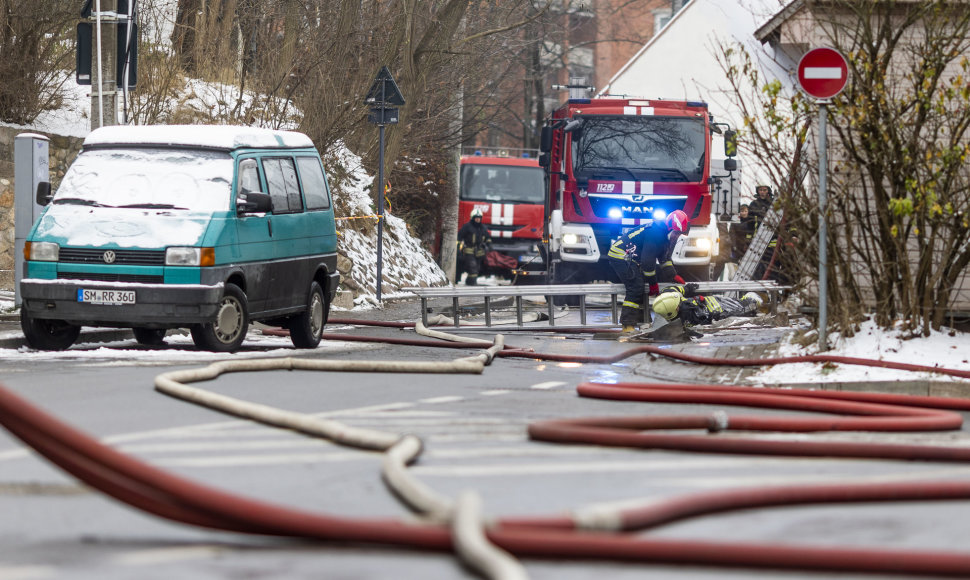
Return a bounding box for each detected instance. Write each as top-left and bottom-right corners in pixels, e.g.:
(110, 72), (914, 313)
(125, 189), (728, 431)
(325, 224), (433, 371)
(653, 9), (673, 34)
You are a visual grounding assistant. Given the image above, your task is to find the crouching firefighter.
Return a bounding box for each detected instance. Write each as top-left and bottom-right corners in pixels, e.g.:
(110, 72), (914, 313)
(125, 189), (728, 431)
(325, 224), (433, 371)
(608, 210), (689, 333)
(651, 283), (763, 338)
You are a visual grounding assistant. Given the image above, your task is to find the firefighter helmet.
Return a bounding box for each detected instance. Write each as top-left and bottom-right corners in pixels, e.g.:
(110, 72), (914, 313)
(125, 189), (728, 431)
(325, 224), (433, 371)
(652, 291), (684, 321)
(470, 208), (484, 220)
(665, 210), (689, 234)
(756, 185), (772, 196)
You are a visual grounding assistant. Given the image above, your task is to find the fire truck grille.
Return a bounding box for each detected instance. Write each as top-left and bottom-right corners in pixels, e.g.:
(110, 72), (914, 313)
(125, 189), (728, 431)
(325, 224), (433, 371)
(588, 196), (686, 220)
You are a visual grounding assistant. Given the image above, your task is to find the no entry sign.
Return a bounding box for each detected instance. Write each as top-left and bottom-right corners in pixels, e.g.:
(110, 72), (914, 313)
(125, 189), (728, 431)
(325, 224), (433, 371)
(797, 47), (848, 100)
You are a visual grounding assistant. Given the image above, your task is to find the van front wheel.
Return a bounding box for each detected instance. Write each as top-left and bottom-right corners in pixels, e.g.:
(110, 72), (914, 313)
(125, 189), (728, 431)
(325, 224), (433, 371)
(191, 283), (249, 352)
(289, 281), (327, 349)
(21, 310), (80, 351)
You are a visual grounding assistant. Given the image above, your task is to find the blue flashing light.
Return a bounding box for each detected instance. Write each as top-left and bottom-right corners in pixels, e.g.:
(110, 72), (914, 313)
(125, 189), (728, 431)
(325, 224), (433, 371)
(652, 209), (667, 220)
(568, 98), (592, 104)
(521, 152), (530, 158)
(686, 101), (708, 108)
(474, 150), (482, 156)
(608, 207), (622, 219)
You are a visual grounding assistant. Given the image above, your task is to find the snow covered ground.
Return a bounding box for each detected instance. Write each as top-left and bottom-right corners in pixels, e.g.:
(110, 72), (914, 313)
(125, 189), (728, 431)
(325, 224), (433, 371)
(751, 318), (970, 385)
(2, 284), (968, 384)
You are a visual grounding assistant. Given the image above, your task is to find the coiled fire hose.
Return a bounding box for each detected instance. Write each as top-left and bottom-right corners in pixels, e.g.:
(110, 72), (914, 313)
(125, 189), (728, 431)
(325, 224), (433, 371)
(3, 319), (970, 577)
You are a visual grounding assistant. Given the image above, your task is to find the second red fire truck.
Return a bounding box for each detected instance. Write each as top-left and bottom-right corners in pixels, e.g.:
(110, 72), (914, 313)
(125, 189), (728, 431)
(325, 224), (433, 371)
(458, 149), (546, 280)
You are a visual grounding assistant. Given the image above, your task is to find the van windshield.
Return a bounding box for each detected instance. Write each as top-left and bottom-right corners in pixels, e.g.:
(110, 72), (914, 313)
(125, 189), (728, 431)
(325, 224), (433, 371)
(54, 148), (234, 211)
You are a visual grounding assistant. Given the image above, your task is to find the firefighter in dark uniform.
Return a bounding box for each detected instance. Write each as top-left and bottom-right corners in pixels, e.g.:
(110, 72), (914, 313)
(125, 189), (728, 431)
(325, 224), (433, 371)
(748, 184), (773, 220)
(730, 203), (755, 262)
(652, 283), (763, 338)
(458, 208), (491, 286)
(607, 210), (689, 333)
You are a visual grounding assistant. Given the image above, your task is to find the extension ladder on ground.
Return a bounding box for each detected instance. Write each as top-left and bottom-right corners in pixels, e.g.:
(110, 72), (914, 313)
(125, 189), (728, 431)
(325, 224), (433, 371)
(404, 280), (790, 330)
(734, 207), (783, 281)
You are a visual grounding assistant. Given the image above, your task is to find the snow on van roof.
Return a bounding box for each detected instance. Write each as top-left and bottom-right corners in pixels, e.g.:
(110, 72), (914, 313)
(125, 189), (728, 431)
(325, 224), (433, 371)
(83, 125), (315, 150)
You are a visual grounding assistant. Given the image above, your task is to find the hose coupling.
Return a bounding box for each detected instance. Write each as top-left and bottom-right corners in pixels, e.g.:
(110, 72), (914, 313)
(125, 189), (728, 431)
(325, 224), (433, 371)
(708, 410), (729, 432)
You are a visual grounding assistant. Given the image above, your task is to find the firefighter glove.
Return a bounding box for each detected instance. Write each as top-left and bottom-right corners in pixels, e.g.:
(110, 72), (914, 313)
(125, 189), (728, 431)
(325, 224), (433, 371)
(674, 275), (686, 284)
(648, 283), (660, 296)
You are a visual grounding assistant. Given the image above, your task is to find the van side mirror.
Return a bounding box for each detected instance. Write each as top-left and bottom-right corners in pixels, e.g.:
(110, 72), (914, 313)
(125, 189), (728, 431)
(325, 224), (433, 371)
(724, 130), (738, 158)
(237, 191), (272, 214)
(539, 126), (553, 153)
(723, 158), (737, 172)
(36, 182), (52, 205)
(538, 152), (550, 168)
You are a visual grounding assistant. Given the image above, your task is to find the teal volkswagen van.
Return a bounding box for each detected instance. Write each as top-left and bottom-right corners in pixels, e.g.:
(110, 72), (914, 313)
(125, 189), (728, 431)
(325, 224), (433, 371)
(20, 125), (340, 352)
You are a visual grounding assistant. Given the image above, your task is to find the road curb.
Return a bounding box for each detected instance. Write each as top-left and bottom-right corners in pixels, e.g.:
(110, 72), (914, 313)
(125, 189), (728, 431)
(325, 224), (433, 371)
(778, 380), (970, 398)
(0, 327), (135, 350)
(0, 309), (135, 349)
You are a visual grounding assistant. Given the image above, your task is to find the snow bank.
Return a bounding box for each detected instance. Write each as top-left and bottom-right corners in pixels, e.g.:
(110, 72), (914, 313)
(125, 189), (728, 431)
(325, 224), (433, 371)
(323, 145), (448, 307)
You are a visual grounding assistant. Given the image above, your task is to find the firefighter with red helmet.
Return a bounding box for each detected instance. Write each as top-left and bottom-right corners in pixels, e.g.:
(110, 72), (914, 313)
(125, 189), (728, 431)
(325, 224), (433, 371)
(607, 210), (689, 332)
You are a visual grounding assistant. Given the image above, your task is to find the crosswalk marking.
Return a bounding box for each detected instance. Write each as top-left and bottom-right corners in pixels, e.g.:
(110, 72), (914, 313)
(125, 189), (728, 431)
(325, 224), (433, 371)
(529, 381), (566, 390)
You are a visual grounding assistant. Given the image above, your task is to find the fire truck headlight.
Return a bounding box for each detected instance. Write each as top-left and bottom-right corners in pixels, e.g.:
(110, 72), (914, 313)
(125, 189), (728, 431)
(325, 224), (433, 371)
(563, 233), (585, 245)
(653, 209), (667, 220)
(608, 208), (622, 219)
(694, 238), (712, 251)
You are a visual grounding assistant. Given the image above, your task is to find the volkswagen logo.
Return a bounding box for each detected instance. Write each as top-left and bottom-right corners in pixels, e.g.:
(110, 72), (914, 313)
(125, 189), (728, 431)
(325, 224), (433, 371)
(102, 250), (116, 264)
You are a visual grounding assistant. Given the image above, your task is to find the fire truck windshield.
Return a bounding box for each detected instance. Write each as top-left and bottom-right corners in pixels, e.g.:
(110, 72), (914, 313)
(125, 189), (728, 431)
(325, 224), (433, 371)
(570, 115), (706, 183)
(460, 164), (545, 203)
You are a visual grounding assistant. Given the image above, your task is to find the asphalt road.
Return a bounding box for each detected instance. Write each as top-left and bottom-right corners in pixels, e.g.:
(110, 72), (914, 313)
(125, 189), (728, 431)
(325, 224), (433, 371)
(2, 296), (970, 580)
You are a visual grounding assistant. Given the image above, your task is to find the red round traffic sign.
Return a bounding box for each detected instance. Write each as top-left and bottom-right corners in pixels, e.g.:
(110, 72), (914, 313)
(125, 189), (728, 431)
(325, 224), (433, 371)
(797, 47), (848, 100)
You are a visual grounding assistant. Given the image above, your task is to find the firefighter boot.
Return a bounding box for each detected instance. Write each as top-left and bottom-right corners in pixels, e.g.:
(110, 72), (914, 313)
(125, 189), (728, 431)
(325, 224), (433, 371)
(466, 275), (478, 286)
(619, 304), (641, 333)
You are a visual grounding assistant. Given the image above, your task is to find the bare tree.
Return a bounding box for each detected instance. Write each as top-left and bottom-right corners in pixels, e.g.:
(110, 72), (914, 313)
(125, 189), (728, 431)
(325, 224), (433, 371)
(721, 0), (970, 336)
(0, 0), (76, 124)
(160, 1), (560, 266)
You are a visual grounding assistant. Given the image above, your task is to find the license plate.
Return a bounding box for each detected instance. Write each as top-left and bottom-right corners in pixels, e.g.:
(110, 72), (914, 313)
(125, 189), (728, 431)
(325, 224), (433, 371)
(78, 289), (136, 305)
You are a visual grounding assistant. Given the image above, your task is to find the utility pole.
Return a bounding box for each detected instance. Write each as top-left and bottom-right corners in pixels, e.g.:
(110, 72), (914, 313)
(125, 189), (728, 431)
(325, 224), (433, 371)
(90, 0), (119, 129)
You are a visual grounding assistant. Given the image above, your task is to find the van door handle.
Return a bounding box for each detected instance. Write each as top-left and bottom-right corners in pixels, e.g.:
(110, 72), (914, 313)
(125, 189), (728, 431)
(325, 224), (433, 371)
(267, 218), (273, 237)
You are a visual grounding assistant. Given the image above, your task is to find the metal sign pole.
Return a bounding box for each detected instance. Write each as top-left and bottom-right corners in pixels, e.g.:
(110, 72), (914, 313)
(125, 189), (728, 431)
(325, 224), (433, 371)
(376, 121), (385, 302)
(818, 102), (828, 351)
(796, 47), (846, 352)
(364, 66), (404, 303)
(95, 0), (104, 128)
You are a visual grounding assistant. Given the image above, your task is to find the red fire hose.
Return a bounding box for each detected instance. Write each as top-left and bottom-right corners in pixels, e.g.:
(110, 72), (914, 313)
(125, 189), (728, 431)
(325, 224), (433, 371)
(5, 383), (970, 576)
(4, 320), (970, 576)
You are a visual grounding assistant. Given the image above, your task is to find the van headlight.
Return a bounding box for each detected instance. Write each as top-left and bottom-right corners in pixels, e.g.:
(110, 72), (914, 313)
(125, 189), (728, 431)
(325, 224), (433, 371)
(26, 241), (59, 262)
(166, 247), (215, 266)
(694, 238), (712, 251)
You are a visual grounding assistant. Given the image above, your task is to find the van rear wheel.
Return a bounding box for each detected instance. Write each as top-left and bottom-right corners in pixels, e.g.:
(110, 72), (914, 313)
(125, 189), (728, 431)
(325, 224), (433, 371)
(289, 281), (327, 349)
(191, 283), (249, 352)
(20, 310), (81, 351)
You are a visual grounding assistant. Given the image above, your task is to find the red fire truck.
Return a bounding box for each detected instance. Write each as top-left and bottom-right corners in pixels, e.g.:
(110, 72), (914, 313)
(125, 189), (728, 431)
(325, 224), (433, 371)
(537, 89), (737, 284)
(458, 149), (546, 280)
